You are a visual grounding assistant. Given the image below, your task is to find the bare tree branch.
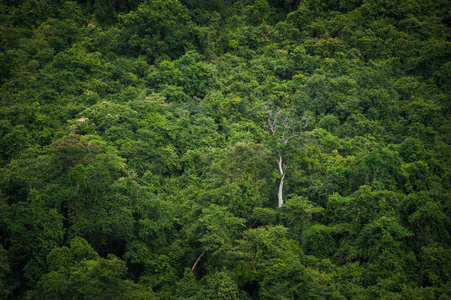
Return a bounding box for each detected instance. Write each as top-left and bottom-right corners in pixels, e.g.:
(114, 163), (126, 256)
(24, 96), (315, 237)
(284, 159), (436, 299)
(191, 251), (205, 273)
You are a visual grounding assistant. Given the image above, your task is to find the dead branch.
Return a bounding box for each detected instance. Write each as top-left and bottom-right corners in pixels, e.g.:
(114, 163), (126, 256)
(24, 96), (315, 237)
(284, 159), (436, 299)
(191, 251), (205, 272)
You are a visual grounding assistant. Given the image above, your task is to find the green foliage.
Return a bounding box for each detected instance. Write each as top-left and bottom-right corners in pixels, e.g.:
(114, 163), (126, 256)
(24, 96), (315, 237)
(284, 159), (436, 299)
(3, 203), (64, 287)
(188, 204), (245, 253)
(32, 254), (156, 299)
(47, 236), (100, 272)
(149, 51), (218, 99)
(305, 224), (336, 258)
(421, 244), (451, 287)
(0, 245), (11, 299)
(120, 0), (194, 62)
(201, 142), (273, 217)
(0, 0), (450, 298)
(217, 225), (308, 298)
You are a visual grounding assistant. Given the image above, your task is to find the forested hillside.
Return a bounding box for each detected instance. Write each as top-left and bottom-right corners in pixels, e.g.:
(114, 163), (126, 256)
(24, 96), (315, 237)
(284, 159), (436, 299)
(0, 0), (450, 299)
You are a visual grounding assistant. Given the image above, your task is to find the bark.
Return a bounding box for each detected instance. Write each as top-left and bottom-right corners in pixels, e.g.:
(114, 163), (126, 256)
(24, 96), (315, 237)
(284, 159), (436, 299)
(191, 251), (205, 272)
(278, 172), (286, 207)
(277, 152), (284, 175)
(277, 152), (286, 208)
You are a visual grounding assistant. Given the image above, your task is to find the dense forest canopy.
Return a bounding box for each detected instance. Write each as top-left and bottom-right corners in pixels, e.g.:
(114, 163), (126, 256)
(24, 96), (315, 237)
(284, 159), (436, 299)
(0, 0), (450, 299)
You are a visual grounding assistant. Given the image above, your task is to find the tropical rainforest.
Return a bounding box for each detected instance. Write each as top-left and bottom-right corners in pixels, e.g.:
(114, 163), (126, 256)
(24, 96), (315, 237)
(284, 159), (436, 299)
(0, 0), (450, 299)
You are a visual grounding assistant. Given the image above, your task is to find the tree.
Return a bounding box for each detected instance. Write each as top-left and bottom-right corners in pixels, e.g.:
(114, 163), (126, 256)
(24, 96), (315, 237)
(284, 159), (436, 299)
(200, 142), (273, 217)
(32, 254), (156, 300)
(265, 103), (310, 207)
(0, 245), (11, 299)
(31, 237), (155, 300)
(217, 225), (308, 298)
(185, 204), (245, 273)
(120, 0), (194, 62)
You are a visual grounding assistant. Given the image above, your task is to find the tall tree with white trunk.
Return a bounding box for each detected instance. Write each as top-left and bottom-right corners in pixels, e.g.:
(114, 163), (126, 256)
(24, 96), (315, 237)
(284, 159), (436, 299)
(266, 103), (310, 207)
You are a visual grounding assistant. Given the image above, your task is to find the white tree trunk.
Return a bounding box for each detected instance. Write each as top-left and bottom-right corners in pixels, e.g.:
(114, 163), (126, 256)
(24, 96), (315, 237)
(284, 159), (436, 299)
(278, 172), (285, 207)
(277, 152), (286, 207)
(277, 152), (284, 175)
